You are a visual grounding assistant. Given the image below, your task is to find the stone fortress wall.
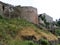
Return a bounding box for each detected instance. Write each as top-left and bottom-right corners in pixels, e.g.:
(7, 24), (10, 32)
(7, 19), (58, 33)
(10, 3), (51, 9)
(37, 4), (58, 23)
(0, 1), (38, 24)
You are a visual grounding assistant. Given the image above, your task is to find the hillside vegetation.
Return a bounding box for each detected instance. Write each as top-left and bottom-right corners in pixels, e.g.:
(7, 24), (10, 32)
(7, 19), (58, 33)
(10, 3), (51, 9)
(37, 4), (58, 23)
(0, 16), (58, 45)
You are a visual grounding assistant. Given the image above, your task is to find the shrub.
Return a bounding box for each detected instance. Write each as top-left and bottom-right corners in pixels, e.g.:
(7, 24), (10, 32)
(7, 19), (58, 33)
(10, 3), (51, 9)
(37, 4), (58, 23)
(40, 38), (50, 45)
(55, 29), (60, 36)
(0, 15), (3, 19)
(7, 40), (38, 45)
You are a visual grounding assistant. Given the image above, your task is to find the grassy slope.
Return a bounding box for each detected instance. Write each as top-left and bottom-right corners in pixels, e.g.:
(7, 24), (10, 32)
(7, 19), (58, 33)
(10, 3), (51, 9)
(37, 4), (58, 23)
(0, 18), (58, 45)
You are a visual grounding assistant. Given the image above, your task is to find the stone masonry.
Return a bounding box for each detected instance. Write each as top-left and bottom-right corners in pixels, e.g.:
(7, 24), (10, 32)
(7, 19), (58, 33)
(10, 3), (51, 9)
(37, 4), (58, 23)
(0, 1), (38, 24)
(17, 6), (38, 24)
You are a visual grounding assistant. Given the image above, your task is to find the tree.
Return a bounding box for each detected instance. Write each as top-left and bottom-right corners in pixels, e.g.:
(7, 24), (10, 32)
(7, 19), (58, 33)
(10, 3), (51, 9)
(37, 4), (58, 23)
(56, 18), (60, 27)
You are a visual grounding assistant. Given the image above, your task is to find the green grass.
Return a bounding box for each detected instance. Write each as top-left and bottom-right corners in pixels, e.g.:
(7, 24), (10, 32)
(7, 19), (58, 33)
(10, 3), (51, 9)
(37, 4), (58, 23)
(55, 29), (60, 36)
(7, 40), (38, 45)
(0, 17), (38, 45)
(0, 16), (57, 45)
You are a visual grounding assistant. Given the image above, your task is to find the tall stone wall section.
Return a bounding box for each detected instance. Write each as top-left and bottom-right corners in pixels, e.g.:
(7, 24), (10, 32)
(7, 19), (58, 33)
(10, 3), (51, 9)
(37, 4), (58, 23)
(20, 7), (38, 24)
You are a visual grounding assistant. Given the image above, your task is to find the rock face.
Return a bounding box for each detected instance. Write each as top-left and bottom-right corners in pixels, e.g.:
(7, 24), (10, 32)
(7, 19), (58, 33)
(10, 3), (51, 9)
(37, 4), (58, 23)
(39, 13), (53, 23)
(0, 1), (38, 24)
(49, 40), (58, 45)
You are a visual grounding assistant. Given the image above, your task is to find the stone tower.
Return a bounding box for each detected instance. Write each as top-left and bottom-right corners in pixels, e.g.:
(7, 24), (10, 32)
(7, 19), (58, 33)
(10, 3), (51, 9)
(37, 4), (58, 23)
(16, 6), (38, 24)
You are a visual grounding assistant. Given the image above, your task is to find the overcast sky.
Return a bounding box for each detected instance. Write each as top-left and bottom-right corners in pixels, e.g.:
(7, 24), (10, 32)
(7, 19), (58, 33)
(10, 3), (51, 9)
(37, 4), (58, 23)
(0, 0), (60, 21)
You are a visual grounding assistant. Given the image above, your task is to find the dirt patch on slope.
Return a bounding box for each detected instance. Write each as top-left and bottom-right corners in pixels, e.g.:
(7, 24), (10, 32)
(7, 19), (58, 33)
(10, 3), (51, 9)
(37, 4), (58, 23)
(16, 27), (58, 41)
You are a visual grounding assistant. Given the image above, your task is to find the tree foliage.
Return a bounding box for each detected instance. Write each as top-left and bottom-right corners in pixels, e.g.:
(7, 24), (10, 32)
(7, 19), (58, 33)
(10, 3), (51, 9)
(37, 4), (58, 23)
(56, 18), (60, 27)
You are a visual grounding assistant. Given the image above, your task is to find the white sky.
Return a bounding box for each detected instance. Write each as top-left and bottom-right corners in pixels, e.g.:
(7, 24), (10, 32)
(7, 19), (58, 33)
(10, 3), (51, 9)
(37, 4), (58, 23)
(0, 0), (60, 21)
